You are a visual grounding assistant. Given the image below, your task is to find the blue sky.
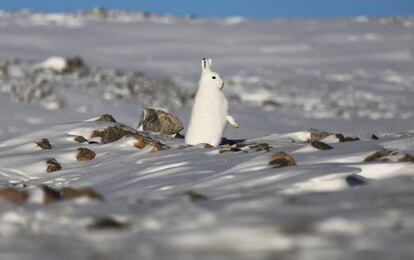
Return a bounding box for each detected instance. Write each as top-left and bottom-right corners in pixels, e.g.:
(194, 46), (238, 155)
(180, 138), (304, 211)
(1, 0), (414, 18)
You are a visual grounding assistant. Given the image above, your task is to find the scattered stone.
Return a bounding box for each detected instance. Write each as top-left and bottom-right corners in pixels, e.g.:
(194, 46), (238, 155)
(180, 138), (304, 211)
(398, 154), (414, 163)
(249, 143), (270, 152)
(335, 133), (360, 142)
(346, 175), (368, 187)
(204, 143), (214, 149)
(35, 138), (51, 150)
(262, 99), (281, 108)
(138, 108), (183, 135)
(87, 217), (129, 231)
(310, 141), (333, 150)
(371, 134), (379, 140)
(181, 190), (209, 203)
(0, 187), (28, 204)
(133, 136), (149, 149)
(91, 126), (132, 143)
(309, 128), (331, 142)
(46, 159), (62, 172)
(151, 141), (168, 152)
(269, 152), (297, 168)
(364, 149), (393, 162)
(60, 187), (103, 201)
(76, 148), (96, 161)
(95, 114), (117, 123)
(74, 136), (88, 143)
(40, 185), (62, 204)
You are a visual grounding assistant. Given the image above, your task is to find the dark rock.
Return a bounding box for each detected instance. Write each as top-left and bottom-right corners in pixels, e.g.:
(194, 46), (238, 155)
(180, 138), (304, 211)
(87, 217), (129, 231)
(35, 138), (51, 150)
(310, 141), (333, 150)
(40, 185), (62, 204)
(63, 56), (86, 73)
(138, 108), (183, 135)
(346, 175), (368, 187)
(181, 190), (209, 202)
(74, 136), (88, 143)
(46, 159), (61, 172)
(364, 149), (393, 162)
(335, 133), (360, 142)
(76, 148), (96, 161)
(269, 152), (297, 168)
(88, 141), (99, 144)
(0, 187), (28, 204)
(204, 143), (214, 149)
(60, 187), (103, 200)
(371, 134), (379, 140)
(95, 114), (117, 123)
(262, 99), (281, 108)
(220, 137), (246, 146)
(151, 141), (168, 152)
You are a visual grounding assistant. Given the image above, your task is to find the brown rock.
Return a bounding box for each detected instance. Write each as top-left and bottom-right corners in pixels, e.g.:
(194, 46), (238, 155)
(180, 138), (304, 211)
(204, 143), (214, 149)
(151, 141), (168, 152)
(309, 128), (331, 142)
(0, 187), (28, 204)
(157, 110), (184, 135)
(133, 136), (149, 149)
(76, 148), (96, 161)
(87, 217), (129, 231)
(95, 114), (117, 123)
(138, 108), (183, 135)
(90, 130), (102, 138)
(35, 138), (51, 150)
(181, 190), (209, 203)
(46, 159), (61, 172)
(60, 187), (103, 200)
(249, 143), (270, 152)
(101, 126), (133, 144)
(310, 141), (333, 150)
(40, 185), (62, 204)
(269, 152), (297, 168)
(399, 154), (414, 162)
(364, 149), (393, 162)
(74, 136), (88, 143)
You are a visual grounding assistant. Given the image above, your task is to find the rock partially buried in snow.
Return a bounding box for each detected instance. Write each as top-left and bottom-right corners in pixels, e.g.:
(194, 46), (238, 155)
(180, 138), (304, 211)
(60, 187), (103, 201)
(138, 108), (183, 136)
(309, 128), (331, 142)
(335, 133), (360, 142)
(269, 152), (297, 168)
(35, 138), (51, 150)
(87, 217), (130, 231)
(310, 141), (333, 150)
(76, 148), (96, 161)
(38, 56), (86, 73)
(91, 126), (133, 144)
(95, 114), (117, 123)
(0, 187), (28, 204)
(74, 136), (88, 143)
(180, 190), (209, 203)
(364, 149), (414, 162)
(46, 159), (62, 172)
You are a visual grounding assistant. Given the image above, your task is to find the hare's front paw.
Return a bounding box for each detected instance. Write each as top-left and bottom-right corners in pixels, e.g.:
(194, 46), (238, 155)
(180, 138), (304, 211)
(231, 123), (239, 128)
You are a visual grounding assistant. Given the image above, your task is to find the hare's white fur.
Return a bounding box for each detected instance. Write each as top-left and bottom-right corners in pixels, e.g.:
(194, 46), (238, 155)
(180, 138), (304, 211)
(185, 58), (238, 147)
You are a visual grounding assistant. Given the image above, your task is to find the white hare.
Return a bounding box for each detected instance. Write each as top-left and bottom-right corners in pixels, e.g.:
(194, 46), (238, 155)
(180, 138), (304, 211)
(185, 58), (238, 147)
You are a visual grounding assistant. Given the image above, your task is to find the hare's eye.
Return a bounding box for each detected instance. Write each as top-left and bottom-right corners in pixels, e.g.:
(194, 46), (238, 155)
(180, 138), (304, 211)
(212, 76), (216, 79)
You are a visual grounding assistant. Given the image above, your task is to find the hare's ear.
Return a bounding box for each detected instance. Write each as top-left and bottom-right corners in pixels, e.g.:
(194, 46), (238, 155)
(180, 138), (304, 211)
(207, 58), (212, 68)
(201, 57), (211, 71)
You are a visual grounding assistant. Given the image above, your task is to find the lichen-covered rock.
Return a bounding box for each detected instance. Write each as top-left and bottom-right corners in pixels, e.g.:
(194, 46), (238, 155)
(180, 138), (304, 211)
(0, 187), (28, 204)
(74, 136), (88, 143)
(249, 143), (270, 152)
(309, 128), (331, 142)
(60, 187), (103, 200)
(269, 152), (297, 168)
(138, 108), (183, 135)
(151, 141), (168, 152)
(35, 138), (51, 150)
(46, 159), (61, 172)
(76, 148), (96, 161)
(95, 114), (117, 122)
(364, 149), (414, 162)
(310, 141), (333, 150)
(92, 126), (133, 144)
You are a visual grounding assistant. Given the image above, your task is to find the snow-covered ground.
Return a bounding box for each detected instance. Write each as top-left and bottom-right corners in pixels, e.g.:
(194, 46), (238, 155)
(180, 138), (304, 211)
(0, 10), (414, 259)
